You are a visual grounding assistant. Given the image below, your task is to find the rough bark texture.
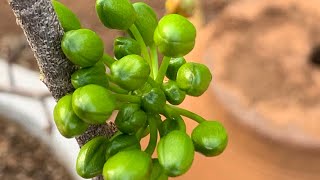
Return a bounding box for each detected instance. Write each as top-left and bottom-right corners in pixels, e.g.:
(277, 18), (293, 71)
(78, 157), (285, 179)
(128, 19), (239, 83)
(8, 0), (117, 179)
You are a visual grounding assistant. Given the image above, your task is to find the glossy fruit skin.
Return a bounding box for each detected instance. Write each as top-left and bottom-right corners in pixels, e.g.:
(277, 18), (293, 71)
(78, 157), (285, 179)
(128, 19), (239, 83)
(105, 134), (141, 160)
(176, 62), (212, 96)
(161, 80), (186, 105)
(96, 0), (136, 30)
(71, 61), (108, 89)
(62, 29), (104, 67)
(191, 121), (228, 157)
(151, 159), (168, 180)
(113, 37), (141, 60)
(166, 57), (186, 80)
(158, 118), (180, 137)
(52, 0), (81, 32)
(157, 130), (194, 177)
(76, 136), (109, 178)
(132, 2), (158, 46)
(115, 104), (147, 134)
(142, 88), (166, 114)
(53, 94), (88, 138)
(111, 54), (150, 91)
(72, 84), (116, 124)
(154, 14), (196, 57)
(103, 150), (152, 180)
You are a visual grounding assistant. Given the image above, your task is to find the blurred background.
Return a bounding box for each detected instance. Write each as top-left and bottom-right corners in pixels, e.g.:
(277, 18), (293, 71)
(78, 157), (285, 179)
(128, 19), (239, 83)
(1, 0), (320, 179)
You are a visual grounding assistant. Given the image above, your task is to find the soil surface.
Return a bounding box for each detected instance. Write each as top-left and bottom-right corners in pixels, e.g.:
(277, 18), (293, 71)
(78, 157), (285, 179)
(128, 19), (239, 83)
(0, 116), (72, 180)
(208, 0), (320, 144)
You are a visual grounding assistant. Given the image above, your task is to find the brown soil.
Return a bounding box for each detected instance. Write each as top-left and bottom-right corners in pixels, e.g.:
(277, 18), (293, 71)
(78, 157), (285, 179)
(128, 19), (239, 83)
(0, 116), (72, 180)
(208, 0), (320, 143)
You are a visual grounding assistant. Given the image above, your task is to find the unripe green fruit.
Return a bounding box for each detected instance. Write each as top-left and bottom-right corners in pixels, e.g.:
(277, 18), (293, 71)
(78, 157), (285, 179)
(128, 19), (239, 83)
(96, 0), (136, 30)
(113, 37), (141, 59)
(166, 57), (186, 80)
(176, 62), (212, 96)
(115, 103), (147, 134)
(62, 29), (104, 67)
(53, 94), (88, 138)
(142, 87), (166, 114)
(103, 150), (152, 180)
(154, 14), (196, 57)
(52, 0), (81, 32)
(76, 136), (109, 178)
(157, 130), (194, 177)
(191, 121), (228, 157)
(105, 134), (141, 160)
(111, 54), (150, 91)
(161, 80), (186, 105)
(72, 84), (116, 124)
(132, 2), (158, 46)
(71, 61), (108, 89)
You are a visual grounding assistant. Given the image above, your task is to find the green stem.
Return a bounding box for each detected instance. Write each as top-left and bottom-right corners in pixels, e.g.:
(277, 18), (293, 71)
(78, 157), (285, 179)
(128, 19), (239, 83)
(109, 131), (122, 142)
(135, 123), (149, 140)
(156, 56), (171, 84)
(108, 82), (128, 94)
(144, 115), (158, 155)
(147, 76), (158, 88)
(150, 44), (159, 79)
(101, 53), (115, 67)
(113, 93), (141, 104)
(166, 104), (206, 123)
(163, 105), (186, 132)
(129, 25), (151, 67)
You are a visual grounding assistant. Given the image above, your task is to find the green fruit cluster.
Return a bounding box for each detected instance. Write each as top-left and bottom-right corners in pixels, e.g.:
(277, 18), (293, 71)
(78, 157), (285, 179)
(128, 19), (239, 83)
(52, 0), (228, 179)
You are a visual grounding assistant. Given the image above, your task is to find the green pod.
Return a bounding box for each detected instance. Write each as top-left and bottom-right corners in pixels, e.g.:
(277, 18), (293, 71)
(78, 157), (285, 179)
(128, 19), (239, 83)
(111, 54), (150, 91)
(191, 121), (228, 157)
(132, 2), (158, 46)
(103, 150), (152, 180)
(151, 159), (168, 180)
(154, 14), (196, 57)
(115, 103), (147, 134)
(76, 136), (109, 178)
(166, 57), (186, 80)
(157, 130), (194, 177)
(161, 80), (186, 105)
(176, 62), (212, 96)
(71, 61), (108, 89)
(142, 87), (166, 114)
(62, 29), (104, 67)
(96, 0), (136, 30)
(53, 94), (88, 138)
(52, 0), (81, 32)
(105, 134), (141, 160)
(113, 37), (141, 59)
(158, 118), (180, 138)
(72, 84), (116, 124)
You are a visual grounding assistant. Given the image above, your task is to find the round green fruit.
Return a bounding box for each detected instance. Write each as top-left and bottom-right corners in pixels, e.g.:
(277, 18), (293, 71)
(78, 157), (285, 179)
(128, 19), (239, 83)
(191, 121), (228, 157)
(166, 57), (186, 80)
(62, 29), (104, 67)
(176, 62), (212, 96)
(115, 104), (147, 134)
(157, 130), (194, 177)
(141, 88), (166, 114)
(53, 94), (88, 138)
(103, 150), (152, 180)
(105, 134), (141, 160)
(72, 84), (116, 124)
(111, 54), (150, 91)
(154, 14), (196, 57)
(96, 0), (136, 30)
(76, 136), (109, 178)
(161, 80), (186, 105)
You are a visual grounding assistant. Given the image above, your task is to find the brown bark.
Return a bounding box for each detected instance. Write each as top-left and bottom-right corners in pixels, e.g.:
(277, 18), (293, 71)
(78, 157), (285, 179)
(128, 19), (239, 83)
(7, 0), (116, 179)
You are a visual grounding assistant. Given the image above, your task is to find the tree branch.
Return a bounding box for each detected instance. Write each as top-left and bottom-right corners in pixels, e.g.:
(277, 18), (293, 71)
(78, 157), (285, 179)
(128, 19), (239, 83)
(8, 0), (116, 179)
